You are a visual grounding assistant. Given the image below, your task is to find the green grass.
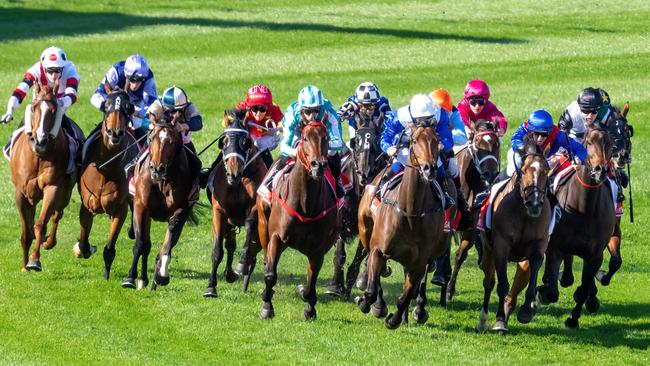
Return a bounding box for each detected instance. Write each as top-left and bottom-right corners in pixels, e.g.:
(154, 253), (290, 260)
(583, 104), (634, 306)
(0, 1), (649, 364)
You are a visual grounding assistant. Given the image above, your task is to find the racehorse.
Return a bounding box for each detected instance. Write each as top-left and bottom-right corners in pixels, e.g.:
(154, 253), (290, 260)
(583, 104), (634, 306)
(203, 110), (267, 297)
(122, 112), (200, 289)
(537, 127), (616, 329)
(10, 81), (76, 271)
(475, 136), (551, 334)
(74, 84), (139, 279)
(447, 120), (501, 301)
(355, 121), (446, 329)
(257, 120), (339, 320)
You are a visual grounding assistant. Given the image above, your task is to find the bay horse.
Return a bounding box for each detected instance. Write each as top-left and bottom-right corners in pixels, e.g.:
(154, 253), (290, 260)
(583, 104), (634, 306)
(257, 120), (339, 321)
(122, 113), (199, 290)
(475, 136), (551, 334)
(203, 110), (266, 297)
(9, 81), (76, 271)
(74, 84), (139, 279)
(355, 122), (446, 329)
(447, 119), (500, 302)
(537, 127), (616, 329)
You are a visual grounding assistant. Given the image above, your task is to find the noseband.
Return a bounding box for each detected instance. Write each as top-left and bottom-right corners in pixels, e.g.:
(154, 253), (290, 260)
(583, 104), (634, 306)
(469, 131), (499, 183)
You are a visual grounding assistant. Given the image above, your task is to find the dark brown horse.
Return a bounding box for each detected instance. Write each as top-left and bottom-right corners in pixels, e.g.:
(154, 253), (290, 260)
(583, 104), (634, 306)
(475, 137), (551, 334)
(447, 120), (501, 301)
(74, 84), (139, 279)
(9, 81), (76, 271)
(355, 123), (446, 329)
(203, 111), (267, 297)
(538, 128), (616, 329)
(257, 120), (339, 320)
(122, 113), (199, 289)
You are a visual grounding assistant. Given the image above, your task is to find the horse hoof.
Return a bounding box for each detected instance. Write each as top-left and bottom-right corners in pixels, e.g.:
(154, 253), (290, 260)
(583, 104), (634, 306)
(43, 235), (57, 250)
(203, 287), (218, 298)
(586, 296), (600, 313)
(517, 305), (535, 324)
(224, 269), (238, 283)
(154, 273), (170, 287)
(384, 313), (400, 330)
(355, 277), (368, 291)
(259, 304), (275, 320)
(234, 262), (246, 276)
(381, 265), (392, 278)
(297, 284), (308, 301)
(565, 317), (579, 329)
(127, 226), (135, 240)
(476, 321), (490, 333)
(559, 271), (574, 288)
(595, 270), (610, 286)
(355, 296), (370, 314)
(137, 279), (148, 290)
(430, 274), (446, 287)
(412, 307), (429, 324)
(324, 284), (343, 297)
(302, 309), (317, 321)
(26, 260), (42, 272)
(103, 269), (111, 281)
(492, 320), (508, 333)
(73, 242), (97, 259)
(371, 303), (388, 318)
(121, 278), (136, 289)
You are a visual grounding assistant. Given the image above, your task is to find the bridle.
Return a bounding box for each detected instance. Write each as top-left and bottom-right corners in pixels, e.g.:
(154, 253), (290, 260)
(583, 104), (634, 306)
(468, 130), (500, 184)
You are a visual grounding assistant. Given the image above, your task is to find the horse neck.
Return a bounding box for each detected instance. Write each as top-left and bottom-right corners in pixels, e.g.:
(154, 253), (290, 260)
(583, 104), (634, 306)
(571, 165), (605, 211)
(398, 163), (431, 214)
(290, 160), (328, 216)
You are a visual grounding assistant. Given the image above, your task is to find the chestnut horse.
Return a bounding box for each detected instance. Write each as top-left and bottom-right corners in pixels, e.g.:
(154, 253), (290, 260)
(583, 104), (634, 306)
(538, 128), (616, 329)
(355, 122), (446, 329)
(10, 81), (76, 271)
(203, 111), (266, 297)
(74, 84), (139, 279)
(122, 114), (199, 289)
(447, 120), (500, 302)
(257, 121), (339, 321)
(475, 137), (551, 334)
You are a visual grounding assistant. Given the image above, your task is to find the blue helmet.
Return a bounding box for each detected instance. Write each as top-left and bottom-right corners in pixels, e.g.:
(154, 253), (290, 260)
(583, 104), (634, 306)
(161, 86), (189, 111)
(298, 85), (324, 108)
(124, 54), (149, 79)
(527, 109), (554, 133)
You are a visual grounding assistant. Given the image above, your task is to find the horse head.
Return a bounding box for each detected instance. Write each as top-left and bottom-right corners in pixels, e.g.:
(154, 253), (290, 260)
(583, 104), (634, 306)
(585, 127), (613, 184)
(298, 121), (329, 179)
(353, 123), (385, 186)
(219, 110), (253, 185)
(407, 119), (440, 183)
(101, 81), (133, 148)
(469, 119), (500, 186)
(609, 105), (632, 169)
(518, 135), (549, 218)
(148, 114), (183, 183)
(27, 81), (59, 155)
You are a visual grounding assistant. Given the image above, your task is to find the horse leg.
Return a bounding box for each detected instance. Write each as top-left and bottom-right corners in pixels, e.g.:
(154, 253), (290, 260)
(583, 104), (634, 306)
(127, 200), (135, 240)
(103, 206), (127, 280)
(122, 203), (147, 289)
(538, 248), (561, 305)
(355, 248), (384, 314)
(476, 244), (495, 333)
(598, 227), (622, 286)
(492, 243), (510, 334)
(154, 209), (189, 287)
(505, 260), (529, 320)
(412, 270), (429, 324)
(73, 204), (97, 259)
(344, 242), (366, 299)
(448, 234), (474, 302)
(43, 207), (64, 250)
(236, 211), (257, 276)
(223, 227), (238, 283)
(371, 277), (387, 318)
(28, 186), (59, 271)
(560, 254), (574, 288)
(518, 249), (543, 324)
(260, 234), (284, 320)
(16, 194), (35, 272)
(204, 211), (226, 298)
(566, 255), (603, 329)
(242, 211), (259, 293)
(325, 236), (346, 297)
(385, 266), (425, 330)
(301, 255), (324, 321)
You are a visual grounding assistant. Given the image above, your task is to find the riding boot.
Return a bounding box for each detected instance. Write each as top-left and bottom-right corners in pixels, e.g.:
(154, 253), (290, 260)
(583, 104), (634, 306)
(262, 154), (290, 191)
(431, 247), (450, 286)
(435, 174), (455, 210)
(200, 152), (222, 189)
(453, 176), (472, 231)
(328, 153), (345, 199)
(374, 165), (397, 199)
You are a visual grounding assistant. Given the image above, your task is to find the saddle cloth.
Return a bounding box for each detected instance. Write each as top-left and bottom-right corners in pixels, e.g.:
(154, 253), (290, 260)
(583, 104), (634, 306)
(4, 126), (79, 174)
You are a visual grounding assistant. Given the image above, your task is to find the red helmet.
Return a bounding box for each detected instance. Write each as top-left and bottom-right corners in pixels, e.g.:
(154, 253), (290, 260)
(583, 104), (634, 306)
(464, 79), (490, 100)
(246, 84), (273, 107)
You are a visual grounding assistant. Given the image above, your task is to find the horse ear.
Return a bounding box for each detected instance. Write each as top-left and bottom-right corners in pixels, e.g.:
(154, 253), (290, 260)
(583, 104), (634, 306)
(622, 102), (630, 118)
(149, 113), (157, 128)
(469, 120), (477, 132)
(104, 80), (112, 94)
(53, 78), (60, 97)
(223, 110), (235, 127)
(407, 121), (416, 131)
(217, 135), (226, 149)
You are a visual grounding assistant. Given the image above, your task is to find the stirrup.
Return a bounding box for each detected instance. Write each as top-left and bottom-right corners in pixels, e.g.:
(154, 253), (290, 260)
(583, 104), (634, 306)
(443, 193), (455, 209)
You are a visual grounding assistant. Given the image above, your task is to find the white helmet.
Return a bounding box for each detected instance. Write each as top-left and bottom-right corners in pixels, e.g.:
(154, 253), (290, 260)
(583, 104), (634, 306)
(298, 85), (324, 108)
(161, 86), (189, 111)
(409, 93), (440, 120)
(40, 46), (68, 69)
(124, 54), (149, 79)
(355, 82), (380, 105)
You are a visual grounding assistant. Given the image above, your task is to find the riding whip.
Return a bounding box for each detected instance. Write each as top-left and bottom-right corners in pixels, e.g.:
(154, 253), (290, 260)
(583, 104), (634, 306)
(97, 133), (148, 169)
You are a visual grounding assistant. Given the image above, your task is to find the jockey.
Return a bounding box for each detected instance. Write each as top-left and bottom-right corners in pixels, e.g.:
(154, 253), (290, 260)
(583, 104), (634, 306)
(378, 93), (455, 209)
(199, 84), (283, 188)
(90, 54), (157, 141)
(457, 79), (508, 137)
(337, 81), (391, 147)
(264, 85), (345, 198)
(1, 46), (85, 168)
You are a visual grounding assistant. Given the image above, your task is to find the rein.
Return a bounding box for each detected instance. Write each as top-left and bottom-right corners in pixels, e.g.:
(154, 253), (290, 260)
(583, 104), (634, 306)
(469, 131), (499, 177)
(573, 165), (605, 189)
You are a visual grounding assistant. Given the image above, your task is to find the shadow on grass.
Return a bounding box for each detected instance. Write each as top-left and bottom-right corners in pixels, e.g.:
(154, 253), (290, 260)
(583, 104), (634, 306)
(0, 8), (526, 44)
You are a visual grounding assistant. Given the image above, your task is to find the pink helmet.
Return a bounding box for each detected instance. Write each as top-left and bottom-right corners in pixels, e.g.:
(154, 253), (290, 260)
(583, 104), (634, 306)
(464, 79), (490, 100)
(246, 84), (273, 107)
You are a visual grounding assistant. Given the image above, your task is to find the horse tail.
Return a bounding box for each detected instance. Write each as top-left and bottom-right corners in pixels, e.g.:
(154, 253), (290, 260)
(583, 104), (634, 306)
(187, 201), (209, 226)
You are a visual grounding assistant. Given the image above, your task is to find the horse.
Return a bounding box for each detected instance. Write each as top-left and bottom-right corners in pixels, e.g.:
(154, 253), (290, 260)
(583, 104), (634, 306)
(256, 120), (339, 321)
(537, 127), (616, 329)
(475, 136), (551, 334)
(122, 113), (200, 290)
(9, 81), (77, 271)
(203, 111), (267, 297)
(74, 84), (139, 279)
(326, 116), (388, 297)
(354, 122), (446, 329)
(447, 119), (501, 301)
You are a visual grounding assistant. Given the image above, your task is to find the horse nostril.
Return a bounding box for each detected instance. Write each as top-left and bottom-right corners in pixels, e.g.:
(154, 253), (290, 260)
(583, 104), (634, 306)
(310, 161), (319, 168)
